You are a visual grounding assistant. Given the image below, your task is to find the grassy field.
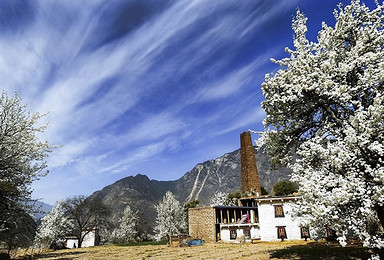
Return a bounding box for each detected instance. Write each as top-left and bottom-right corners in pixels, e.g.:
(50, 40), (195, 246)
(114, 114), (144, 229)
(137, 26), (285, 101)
(16, 240), (372, 260)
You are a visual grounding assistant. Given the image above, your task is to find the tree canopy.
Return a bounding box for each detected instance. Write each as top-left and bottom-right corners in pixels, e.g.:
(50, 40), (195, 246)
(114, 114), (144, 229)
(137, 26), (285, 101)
(209, 191), (228, 207)
(110, 205), (139, 244)
(153, 191), (186, 242)
(34, 196), (110, 248)
(61, 196), (110, 248)
(34, 200), (69, 249)
(184, 199), (200, 209)
(262, 1), (384, 258)
(260, 186), (269, 196)
(273, 181), (298, 196)
(0, 91), (51, 253)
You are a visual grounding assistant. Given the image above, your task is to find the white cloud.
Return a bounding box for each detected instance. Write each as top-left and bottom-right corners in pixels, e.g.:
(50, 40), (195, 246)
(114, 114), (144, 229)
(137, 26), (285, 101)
(193, 61), (259, 102)
(99, 141), (170, 175)
(215, 107), (266, 136)
(0, 0), (304, 203)
(124, 112), (186, 142)
(48, 140), (92, 168)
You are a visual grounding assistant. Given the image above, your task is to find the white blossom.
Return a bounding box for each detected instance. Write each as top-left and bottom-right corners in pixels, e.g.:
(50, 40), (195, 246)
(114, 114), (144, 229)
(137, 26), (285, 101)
(209, 191), (228, 206)
(153, 191), (186, 242)
(0, 91), (52, 248)
(262, 1), (384, 257)
(34, 200), (71, 248)
(110, 205), (139, 243)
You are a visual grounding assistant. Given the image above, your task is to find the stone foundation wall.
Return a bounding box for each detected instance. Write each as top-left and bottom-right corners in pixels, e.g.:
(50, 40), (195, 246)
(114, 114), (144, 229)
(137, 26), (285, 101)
(188, 207), (216, 242)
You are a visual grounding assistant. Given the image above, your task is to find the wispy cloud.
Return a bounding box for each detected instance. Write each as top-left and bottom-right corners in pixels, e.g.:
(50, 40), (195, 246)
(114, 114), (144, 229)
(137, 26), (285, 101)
(99, 141), (171, 175)
(0, 0), (308, 203)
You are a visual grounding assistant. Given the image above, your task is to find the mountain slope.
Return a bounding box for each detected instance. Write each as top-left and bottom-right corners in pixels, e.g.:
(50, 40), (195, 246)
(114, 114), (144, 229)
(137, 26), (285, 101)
(89, 146), (291, 232)
(173, 146), (290, 205)
(91, 174), (175, 232)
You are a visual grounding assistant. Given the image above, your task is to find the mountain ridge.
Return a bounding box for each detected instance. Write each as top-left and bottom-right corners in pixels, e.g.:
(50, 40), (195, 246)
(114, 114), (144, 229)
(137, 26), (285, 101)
(89, 146), (291, 232)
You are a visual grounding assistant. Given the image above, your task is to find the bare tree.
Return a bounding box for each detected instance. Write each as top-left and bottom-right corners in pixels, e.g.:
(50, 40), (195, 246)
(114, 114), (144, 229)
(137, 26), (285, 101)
(62, 196), (110, 248)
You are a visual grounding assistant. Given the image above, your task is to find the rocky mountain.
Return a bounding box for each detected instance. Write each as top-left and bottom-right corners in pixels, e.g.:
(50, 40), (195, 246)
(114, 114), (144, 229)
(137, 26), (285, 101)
(28, 201), (53, 222)
(89, 146), (291, 233)
(91, 174), (175, 232)
(172, 146), (291, 205)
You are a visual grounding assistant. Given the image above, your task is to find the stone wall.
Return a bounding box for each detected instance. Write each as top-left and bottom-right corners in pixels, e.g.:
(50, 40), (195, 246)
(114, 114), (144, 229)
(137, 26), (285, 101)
(240, 131), (261, 195)
(188, 207), (216, 242)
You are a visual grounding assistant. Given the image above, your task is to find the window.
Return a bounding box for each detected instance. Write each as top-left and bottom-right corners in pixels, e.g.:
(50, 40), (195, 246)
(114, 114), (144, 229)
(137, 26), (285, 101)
(243, 228), (251, 239)
(274, 205), (285, 218)
(230, 229), (237, 240)
(326, 226), (336, 237)
(276, 226), (287, 240)
(300, 227), (310, 240)
(326, 226), (337, 241)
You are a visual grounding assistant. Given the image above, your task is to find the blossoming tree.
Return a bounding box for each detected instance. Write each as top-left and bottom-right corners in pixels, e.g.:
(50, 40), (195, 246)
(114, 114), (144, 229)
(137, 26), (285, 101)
(111, 205), (139, 243)
(0, 91), (51, 253)
(35, 200), (70, 248)
(261, 1), (384, 258)
(153, 191), (186, 243)
(209, 191), (228, 206)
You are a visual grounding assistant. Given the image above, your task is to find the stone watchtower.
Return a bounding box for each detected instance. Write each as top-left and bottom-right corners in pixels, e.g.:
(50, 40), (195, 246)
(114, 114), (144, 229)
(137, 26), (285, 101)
(240, 131), (261, 196)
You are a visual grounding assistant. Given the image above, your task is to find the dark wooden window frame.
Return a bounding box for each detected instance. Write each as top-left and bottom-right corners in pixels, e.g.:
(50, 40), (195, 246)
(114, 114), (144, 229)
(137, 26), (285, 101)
(276, 226), (287, 240)
(300, 227), (310, 240)
(230, 228), (237, 240)
(274, 205), (285, 218)
(243, 228), (251, 239)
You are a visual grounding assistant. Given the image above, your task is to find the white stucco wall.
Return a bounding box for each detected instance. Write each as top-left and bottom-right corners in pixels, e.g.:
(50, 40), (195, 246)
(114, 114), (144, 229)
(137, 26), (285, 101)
(82, 230), (98, 247)
(220, 225), (259, 242)
(221, 229), (230, 241)
(251, 226), (260, 239)
(65, 230), (98, 248)
(216, 197), (306, 243)
(65, 238), (78, 248)
(258, 200), (302, 241)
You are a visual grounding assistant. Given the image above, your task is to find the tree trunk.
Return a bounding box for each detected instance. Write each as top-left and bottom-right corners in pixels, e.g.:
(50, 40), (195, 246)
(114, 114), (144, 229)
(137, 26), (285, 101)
(78, 237), (83, 248)
(379, 249), (384, 260)
(167, 232), (171, 246)
(374, 205), (384, 260)
(0, 253), (10, 260)
(374, 247), (384, 260)
(7, 241), (12, 255)
(375, 204), (384, 231)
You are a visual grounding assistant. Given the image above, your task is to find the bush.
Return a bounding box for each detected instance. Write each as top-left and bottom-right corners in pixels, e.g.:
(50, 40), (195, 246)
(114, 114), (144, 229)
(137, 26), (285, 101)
(260, 186), (268, 195)
(273, 181), (298, 196)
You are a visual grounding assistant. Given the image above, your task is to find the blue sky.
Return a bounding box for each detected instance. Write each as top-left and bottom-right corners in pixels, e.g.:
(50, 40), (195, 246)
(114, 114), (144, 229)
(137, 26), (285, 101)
(0, 0), (376, 205)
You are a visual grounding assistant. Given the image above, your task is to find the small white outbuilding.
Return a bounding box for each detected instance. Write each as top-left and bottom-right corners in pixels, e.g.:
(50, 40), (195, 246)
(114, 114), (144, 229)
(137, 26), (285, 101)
(65, 229), (100, 248)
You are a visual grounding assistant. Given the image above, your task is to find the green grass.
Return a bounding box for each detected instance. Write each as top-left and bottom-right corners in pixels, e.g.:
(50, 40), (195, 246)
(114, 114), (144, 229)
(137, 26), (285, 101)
(116, 240), (168, 247)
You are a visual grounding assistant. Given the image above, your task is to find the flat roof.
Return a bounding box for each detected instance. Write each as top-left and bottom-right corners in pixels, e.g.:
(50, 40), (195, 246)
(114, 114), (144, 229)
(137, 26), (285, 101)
(252, 195), (301, 202)
(213, 205), (257, 209)
(189, 205), (257, 210)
